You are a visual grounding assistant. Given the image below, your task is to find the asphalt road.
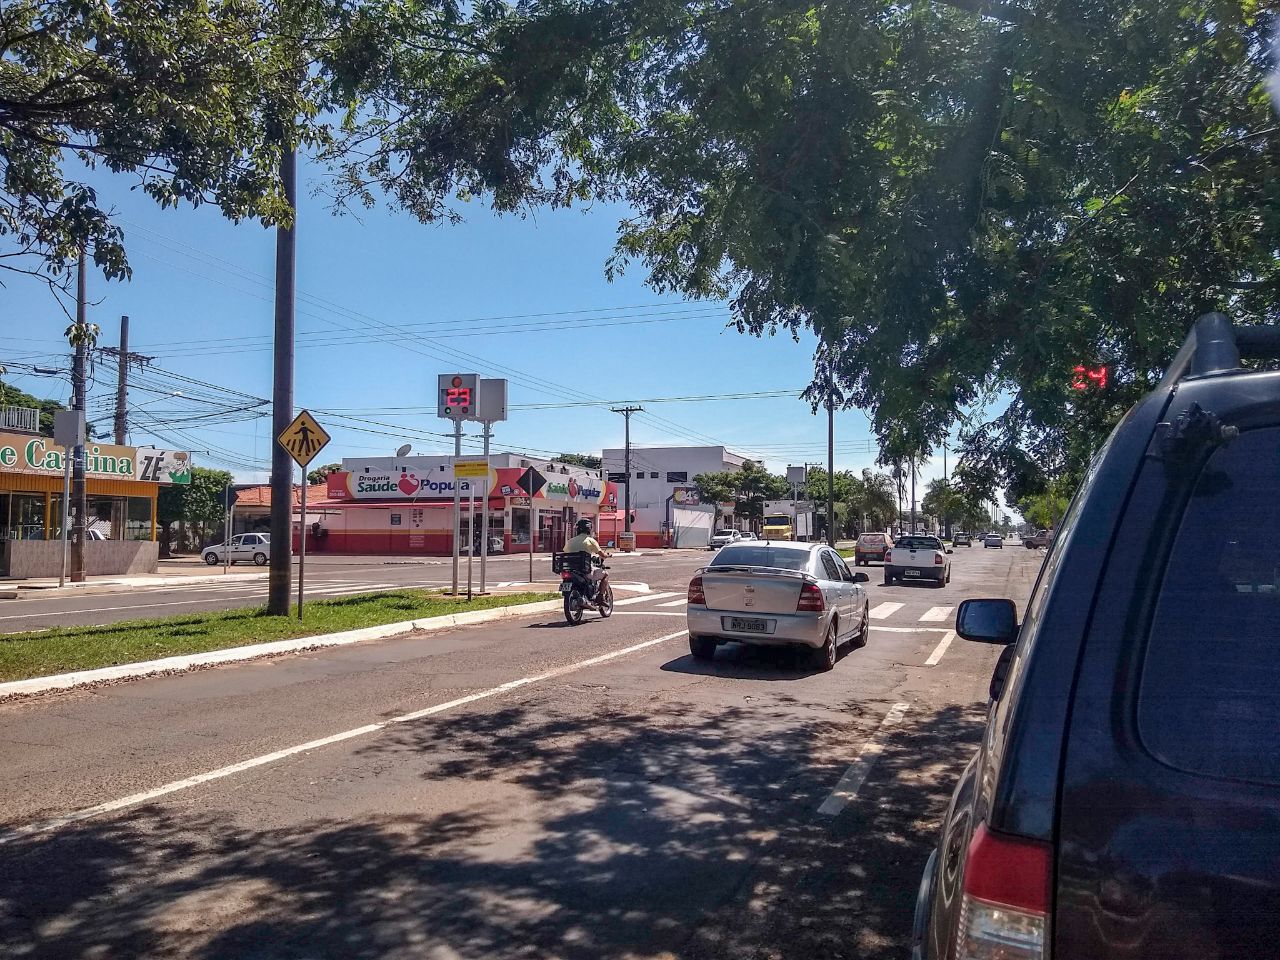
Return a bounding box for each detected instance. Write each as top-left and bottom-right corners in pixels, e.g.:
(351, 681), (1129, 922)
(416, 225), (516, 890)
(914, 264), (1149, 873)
(0, 551), (698, 632)
(0, 543), (1042, 959)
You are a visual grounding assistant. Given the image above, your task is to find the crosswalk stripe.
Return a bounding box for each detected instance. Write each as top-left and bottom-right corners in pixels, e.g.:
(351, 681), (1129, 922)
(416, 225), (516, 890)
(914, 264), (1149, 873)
(657, 598), (688, 608)
(869, 602), (903, 619)
(613, 591), (682, 607)
(925, 631), (956, 666)
(919, 606), (954, 622)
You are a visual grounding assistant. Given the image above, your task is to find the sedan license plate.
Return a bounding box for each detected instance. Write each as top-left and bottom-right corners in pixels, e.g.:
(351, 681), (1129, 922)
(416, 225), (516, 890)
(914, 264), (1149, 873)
(729, 617), (768, 633)
(904, 568), (922, 578)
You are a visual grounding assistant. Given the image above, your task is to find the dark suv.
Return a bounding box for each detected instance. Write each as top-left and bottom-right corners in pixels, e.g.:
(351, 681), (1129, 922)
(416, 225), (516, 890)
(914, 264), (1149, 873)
(912, 314), (1280, 960)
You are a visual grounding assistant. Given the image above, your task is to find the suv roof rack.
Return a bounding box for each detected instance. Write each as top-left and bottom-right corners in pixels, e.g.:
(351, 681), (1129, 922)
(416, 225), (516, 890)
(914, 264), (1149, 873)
(1161, 313), (1280, 385)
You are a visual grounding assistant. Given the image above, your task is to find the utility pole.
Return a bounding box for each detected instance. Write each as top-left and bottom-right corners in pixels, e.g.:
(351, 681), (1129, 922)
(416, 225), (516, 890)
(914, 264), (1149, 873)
(611, 406), (643, 535)
(113, 315), (128, 444)
(70, 252), (89, 583)
(910, 456), (917, 534)
(267, 146), (297, 615)
(942, 443), (948, 539)
(826, 393), (835, 547)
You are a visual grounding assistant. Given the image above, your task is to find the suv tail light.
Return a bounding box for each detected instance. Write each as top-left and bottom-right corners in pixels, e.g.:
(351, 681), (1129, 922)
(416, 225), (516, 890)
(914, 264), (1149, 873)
(688, 575), (705, 605)
(935, 552), (945, 565)
(958, 823), (1051, 960)
(796, 581), (825, 612)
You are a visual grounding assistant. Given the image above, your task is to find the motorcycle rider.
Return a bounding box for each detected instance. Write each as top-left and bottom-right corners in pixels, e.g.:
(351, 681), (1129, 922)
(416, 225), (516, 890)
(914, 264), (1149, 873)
(563, 517), (610, 600)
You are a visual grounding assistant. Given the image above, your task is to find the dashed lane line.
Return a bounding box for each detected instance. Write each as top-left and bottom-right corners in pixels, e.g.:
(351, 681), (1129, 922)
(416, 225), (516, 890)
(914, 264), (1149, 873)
(924, 631), (956, 666)
(817, 702), (910, 816)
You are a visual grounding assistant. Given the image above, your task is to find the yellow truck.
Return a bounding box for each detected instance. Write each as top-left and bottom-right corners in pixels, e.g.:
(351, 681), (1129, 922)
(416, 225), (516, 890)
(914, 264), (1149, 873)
(762, 513), (796, 541)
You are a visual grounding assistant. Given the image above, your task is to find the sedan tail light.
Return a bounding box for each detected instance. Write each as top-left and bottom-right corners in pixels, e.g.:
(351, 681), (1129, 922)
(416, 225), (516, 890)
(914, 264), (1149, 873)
(957, 823), (1051, 960)
(935, 552), (945, 565)
(883, 549), (892, 564)
(796, 581), (825, 612)
(688, 575), (705, 605)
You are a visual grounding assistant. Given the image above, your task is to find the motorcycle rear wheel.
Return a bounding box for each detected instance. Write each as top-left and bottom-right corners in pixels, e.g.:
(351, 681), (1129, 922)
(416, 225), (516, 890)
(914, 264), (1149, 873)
(564, 593), (585, 625)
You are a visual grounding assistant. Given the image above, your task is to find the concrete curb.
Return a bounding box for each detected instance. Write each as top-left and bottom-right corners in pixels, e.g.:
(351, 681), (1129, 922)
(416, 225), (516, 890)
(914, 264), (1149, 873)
(12, 572), (267, 592)
(0, 597), (562, 701)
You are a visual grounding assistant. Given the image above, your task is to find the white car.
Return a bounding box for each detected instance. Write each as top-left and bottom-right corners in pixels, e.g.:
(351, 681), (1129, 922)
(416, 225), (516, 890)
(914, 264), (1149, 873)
(708, 528), (741, 550)
(983, 533), (1004, 549)
(686, 541), (871, 671)
(203, 533), (271, 566)
(884, 535), (952, 586)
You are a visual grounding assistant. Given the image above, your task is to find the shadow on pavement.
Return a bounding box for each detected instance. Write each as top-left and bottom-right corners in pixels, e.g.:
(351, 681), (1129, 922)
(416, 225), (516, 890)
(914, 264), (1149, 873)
(0, 695), (986, 959)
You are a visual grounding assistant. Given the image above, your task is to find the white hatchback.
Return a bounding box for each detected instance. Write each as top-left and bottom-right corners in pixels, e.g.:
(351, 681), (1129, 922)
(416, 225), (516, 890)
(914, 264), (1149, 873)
(203, 533), (272, 566)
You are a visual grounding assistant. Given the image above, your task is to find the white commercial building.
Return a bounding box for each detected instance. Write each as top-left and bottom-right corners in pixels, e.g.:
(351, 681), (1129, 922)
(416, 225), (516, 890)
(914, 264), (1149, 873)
(600, 445), (749, 549)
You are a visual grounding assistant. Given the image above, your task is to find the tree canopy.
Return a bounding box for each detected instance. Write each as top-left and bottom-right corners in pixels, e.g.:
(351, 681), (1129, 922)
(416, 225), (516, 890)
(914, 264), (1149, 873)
(370, 0), (1277, 495)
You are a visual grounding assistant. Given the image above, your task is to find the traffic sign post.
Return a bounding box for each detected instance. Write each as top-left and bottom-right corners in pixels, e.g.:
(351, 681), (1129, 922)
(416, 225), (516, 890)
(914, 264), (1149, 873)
(277, 409), (331, 619)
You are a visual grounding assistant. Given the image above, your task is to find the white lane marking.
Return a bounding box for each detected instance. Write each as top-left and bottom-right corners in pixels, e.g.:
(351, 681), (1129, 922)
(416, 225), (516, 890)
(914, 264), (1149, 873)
(612, 591), (681, 607)
(817, 702), (910, 816)
(657, 598), (688, 607)
(919, 605), (953, 622)
(612, 611), (687, 617)
(924, 631), (956, 666)
(869, 602), (903, 620)
(871, 626), (950, 634)
(2, 629), (690, 842)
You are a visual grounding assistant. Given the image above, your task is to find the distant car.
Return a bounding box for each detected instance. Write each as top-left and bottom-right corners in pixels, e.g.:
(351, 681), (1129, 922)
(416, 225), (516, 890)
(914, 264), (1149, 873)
(952, 531), (972, 547)
(737, 531), (758, 541)
(983, 533), (1003, 548)
(85, 528), (109, 541)
(708, 528), (741, 550)
(1023, 529), (1053, 549)
(686, 541), (870, 671)
(855, 531), (893, 565)
(203, 533), (271, 566)
(884, 535), (952, 586)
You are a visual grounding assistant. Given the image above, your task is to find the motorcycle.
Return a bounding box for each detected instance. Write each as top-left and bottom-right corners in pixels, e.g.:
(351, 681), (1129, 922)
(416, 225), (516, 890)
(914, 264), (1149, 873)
(551, 552), (614, 625)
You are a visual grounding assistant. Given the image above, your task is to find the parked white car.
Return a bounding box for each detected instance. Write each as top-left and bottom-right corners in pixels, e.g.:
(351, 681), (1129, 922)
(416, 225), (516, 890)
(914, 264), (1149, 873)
(203, 533), (271, 566)
(686, 541), (871, 671)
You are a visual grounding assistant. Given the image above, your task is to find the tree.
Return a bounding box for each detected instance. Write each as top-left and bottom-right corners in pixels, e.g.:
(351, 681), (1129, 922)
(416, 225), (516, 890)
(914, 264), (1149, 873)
(0, 379), (70, 436)
(425, 0), (1277, 493)
(307, 463), (342, 485)
(556, 453), (603, 470)
(157, 466), (233, 557)
(693, 461), (789, 526)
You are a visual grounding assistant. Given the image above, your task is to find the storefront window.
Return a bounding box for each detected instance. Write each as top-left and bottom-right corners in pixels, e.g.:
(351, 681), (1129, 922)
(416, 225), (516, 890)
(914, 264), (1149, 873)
(127, 497), (153, 541)
(13, 494), (46, 541)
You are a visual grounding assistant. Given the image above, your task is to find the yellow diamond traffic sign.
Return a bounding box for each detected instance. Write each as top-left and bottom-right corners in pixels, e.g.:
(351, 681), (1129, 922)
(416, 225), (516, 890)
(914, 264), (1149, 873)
(278, 409), (331, 468)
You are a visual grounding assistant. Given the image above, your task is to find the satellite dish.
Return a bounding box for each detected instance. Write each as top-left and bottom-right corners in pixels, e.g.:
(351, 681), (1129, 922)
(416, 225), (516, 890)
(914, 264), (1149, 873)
(395, 444), (412, 457)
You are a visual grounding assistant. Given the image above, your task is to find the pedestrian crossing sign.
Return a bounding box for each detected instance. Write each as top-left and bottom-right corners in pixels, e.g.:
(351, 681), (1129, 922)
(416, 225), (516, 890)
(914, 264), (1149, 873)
(278, 409), (331, 468)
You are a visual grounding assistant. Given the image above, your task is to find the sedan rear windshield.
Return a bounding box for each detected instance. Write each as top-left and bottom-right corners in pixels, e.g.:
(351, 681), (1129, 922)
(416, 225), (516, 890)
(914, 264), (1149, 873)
(711, 546), (810, 571)
(896, 537), (941, 551)
(858, 534), (886, 544)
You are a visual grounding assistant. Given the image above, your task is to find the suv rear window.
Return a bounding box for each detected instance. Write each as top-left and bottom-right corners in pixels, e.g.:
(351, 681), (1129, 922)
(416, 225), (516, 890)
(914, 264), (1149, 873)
(895, 537), (941, 551)
(711, 546), (810, 571)
(1138, 426), (1280, 785)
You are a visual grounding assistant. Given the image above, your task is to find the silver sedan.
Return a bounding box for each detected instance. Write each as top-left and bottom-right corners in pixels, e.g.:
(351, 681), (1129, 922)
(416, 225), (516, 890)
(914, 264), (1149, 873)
(685, 541), (871, 671)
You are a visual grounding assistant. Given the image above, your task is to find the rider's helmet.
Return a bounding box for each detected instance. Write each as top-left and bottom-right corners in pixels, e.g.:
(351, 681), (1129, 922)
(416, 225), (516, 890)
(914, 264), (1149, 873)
(575, 517), (593, 535)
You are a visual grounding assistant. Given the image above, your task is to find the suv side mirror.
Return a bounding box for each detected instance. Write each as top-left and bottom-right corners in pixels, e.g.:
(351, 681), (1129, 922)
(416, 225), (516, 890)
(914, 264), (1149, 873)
(853, 571), (869, 583)
(956, 598), (1018, 644)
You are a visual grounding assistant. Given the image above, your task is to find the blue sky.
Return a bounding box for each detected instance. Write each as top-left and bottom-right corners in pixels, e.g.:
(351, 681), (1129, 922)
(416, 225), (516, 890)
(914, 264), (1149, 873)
(4, 157), (960, 497)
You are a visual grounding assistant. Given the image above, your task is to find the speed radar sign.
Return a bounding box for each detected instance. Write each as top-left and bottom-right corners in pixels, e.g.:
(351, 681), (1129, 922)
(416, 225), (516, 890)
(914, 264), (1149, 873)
(437, 374), (479, 420)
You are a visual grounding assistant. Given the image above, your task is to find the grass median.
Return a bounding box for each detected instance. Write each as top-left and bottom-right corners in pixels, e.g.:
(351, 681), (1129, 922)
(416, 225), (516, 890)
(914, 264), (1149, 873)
(0, 589), (555, 683)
